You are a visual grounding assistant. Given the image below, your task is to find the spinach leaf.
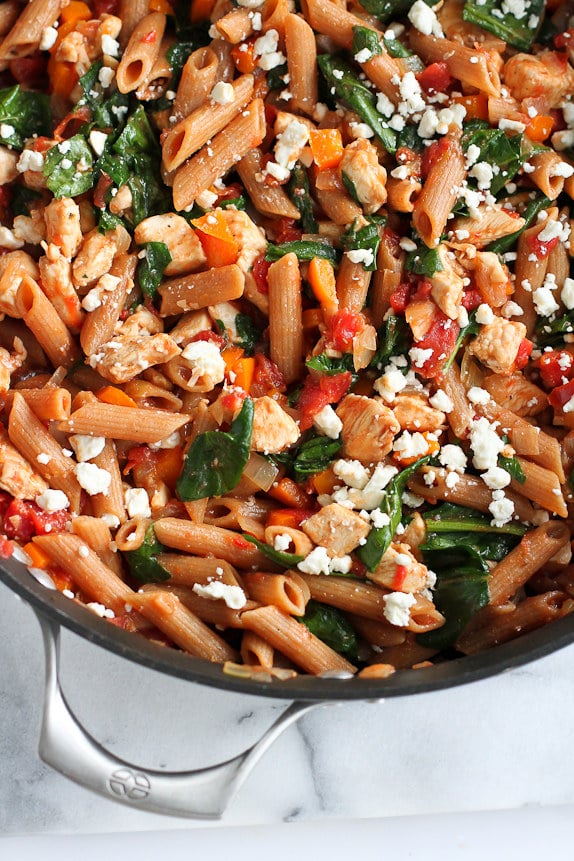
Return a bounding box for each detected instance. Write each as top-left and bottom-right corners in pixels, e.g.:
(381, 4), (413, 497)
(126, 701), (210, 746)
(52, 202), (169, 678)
(443, 310), (479, 372)
(243, 534), (303, 567)
(219, 195), (246, 210)
(288, 164), (318, 233)
(417, 565), (489, 650)
(138, 241), (172, 298)
(113, 105), (159, 155)
(98, 209), (126, 232)
(10, 186), (41, 217)
(498, 453), (526, 484)
(383, 36), (413, 58)
(370, 314), (410, 370)
(79, 61), (130, 129)
(461, 125), (524, 194)
(300, 600), (359, 660)
(357, 456), (431, 571)
(124, 524), (171, 584)
(317, 55), (396, 153)
(291, 433), (342, 482)
(44, 135), (94, 198)
(176, 397), (254, 500)
(306, 353), (357, 376)
(422, 531), (520, 564)
(0, 86), (51, 150)
(265, 240), (337, 263)
(396, 123), (424, 153)
(128, 157), (172, 224)
(487, 194), (551, 255)
(421, 502), (527, 536)
(341, 217), (385, 271)
(405, 244), (444, 277)
(352, 26), (382, 58)
(267, 62), (289, 91)
(462, 0), (543, 51)
(166, 41), (195, 87)
(235, 313), (262, 355)
(356, 0), (412, 23)
(535, 309), (574, 348)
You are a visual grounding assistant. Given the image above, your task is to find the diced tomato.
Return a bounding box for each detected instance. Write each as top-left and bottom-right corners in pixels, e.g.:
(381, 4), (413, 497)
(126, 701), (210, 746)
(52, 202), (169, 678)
(421, 138), (450, 180)
(220, 388), (248, 412)
(124, 445), (153, 475)
(514, 338), (533, 371)
(10, 52), (48, 88)
(274, 218), (303, 243)
(411, 279), (433, 302)
(251, 354), (287, 396)
(549, 378), (574, 411)
(141, 29), (157, 43)
(326, 310), (365, 352)
(298, 371), (352, 430)
(191, 330), (226, 349)
(412, 313), (460, 378)
(93, 0), (120, 13)
(527, 230), (560, 259)
(0, 535), (13, 558)
(233, 535), (253, 550)
(215, 182), (244, 204)
(252, 253), (270, 295)
(555, 29), (574, 50)
(53, 105), (92, 141)
(93, 172), (114, 209)
(2, 499), (71, 543)
(539, 350), (574, 389)
(392, 564), (409, 591)
(390, 283), (413, 314)
(461, 289), (483, 311)
(417, 62), (452, 94)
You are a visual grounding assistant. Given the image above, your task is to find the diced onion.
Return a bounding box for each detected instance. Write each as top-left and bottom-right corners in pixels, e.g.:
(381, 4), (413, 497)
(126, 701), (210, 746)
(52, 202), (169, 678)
(243, 453), (279, 492)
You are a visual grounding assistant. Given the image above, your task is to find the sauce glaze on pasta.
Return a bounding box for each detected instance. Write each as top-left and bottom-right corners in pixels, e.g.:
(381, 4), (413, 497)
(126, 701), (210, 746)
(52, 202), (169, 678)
(1, 0), (574, 679)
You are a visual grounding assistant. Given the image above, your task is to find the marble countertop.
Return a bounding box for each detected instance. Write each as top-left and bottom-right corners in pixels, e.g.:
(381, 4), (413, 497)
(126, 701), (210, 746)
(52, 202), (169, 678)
(2, 577), (574, 836)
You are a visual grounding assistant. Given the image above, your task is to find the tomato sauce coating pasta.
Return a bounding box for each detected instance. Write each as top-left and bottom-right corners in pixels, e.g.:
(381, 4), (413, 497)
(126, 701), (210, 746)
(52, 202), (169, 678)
(0, 0), (574, 679)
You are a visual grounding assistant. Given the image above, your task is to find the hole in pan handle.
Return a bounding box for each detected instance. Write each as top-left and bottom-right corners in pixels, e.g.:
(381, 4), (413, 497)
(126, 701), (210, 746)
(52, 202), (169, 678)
(34, 609), (320, 819)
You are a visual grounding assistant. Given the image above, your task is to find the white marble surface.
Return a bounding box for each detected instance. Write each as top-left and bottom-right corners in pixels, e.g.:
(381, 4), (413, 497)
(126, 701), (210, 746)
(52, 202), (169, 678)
(2, 576), (574, 835)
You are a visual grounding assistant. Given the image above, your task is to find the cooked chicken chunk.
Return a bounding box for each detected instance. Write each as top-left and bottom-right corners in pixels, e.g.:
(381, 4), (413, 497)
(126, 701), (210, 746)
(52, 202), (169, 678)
(134, 213), (207, 276)
(392, 393), (446, 432)
(250, 396), (300, 453)
(302, 502), (371, 556)
(339, 139), (387, 214)
(336, 394), (400, 463)
(44, 197), (83, 259)
(90, 334), (181, 384)
(38, 243), (84, 330)
(0, 338), (26, 394)
(219, 208), (267, 273)
(468, 316), (527, 376)
(72, 228), (118, 288)
(430, 244), (464, 321)
(0, 427), (47, 499)
(368, 542), (430, 593)
(0, 251), (39, 317)
(504, 51), (574, 107)
(482, 373), (548, 416)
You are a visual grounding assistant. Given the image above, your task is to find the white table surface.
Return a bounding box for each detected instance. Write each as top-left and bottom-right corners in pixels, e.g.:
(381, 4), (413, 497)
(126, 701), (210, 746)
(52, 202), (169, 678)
(3, 577), (574, 850)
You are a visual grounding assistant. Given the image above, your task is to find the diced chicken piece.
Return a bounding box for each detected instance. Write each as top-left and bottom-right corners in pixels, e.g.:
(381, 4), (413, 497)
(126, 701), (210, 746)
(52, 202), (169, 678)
(368, 542), (431, 593)
(72, 228), (118, 288)
(208, 302), (240, 342)
(400, 512), (426, 558)
(251, 396), (300, 453)
(504, 51), (574, 107)
(450, 206), (525, 249)
(55, 30), (91, 69)
(90, 333), (181, 384)
(219, 208), (267, 273)
(38, 243), (84, 331)
(468, 316), (527, 376)
(405, 297), (436, 341)
(352, 323), (377, 370)
(134, 213), (207, 276)
(460, 249), (511, 308)
(0, 251), (39, 316)
(0, 427), (47, 499)
(339, 139), (387, 214)
(117, 306), (164, 337)
(109, 184), (133, 217)
(273, 111), (315, 136)
(44, 197), (83, 259)
(13, 210), (46, 245)
(0, 338), (26, 393)
(302, 502), (371, 556)
(168, 310), (213, 345)
(336, 394), (400, 464)
(392, 393), (446, 432)
(0, 146), (19, 184)
(430, 244), (464, 321)
(482, 373), (548, 416)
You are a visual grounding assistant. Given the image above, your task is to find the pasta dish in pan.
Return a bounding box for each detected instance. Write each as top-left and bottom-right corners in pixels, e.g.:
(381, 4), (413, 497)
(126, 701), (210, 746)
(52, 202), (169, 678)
(0, 0), (573, 679)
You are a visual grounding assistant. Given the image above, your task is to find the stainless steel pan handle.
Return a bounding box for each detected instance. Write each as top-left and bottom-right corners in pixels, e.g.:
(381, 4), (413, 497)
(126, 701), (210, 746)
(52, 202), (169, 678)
(35, 611), (319, 819)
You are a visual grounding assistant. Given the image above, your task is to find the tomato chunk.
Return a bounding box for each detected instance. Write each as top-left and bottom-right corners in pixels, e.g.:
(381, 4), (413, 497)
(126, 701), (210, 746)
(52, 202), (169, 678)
(417, 62), (452, 94)
(539, 350), (574, 389)
(298, 371), (352, 430)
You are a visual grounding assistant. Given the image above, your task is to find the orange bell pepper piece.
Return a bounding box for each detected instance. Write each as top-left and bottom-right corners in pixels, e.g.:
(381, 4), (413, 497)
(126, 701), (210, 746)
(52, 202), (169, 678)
(307, 256), (338, 319)
(310, 467), (338, 495)
(268, 477), (311, 508)
(452, 93), (488, 122)
(309, 128), (344, 171)
(150, 0), (175, 13)
(393, 432), (440, 467)
(191, 0), (217, 22)
(231, 41), (257, 74)
(23, 541), (51, 570)
(155, 447), (184, 488)
(525, 114), (554, 143)
(234, 356), (256, 392)
(60, 1), (91, 25)
(97, 386), (139, 408)
(191, 211), (239, 267)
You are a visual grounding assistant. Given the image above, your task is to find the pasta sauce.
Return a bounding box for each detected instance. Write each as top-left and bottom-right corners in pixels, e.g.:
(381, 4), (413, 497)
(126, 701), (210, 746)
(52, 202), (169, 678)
(0, 0), (573, 679)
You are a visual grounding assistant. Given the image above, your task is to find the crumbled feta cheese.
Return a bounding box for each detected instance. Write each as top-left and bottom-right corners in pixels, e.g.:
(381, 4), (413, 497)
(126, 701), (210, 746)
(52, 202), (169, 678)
(274, 119), (309, 169)
(211, 81), (235, 105)
(86, 602), (115, 619)
(475, 303), (494, 325)
(35, 489), (70, 512)
(371, 509), (391, 528)
(482, 466), (511, 490)
(398, 72), (426, 116)
(330, 555), (352, 574)
(549, 161), (574, 179)
(376, 92), (395, 118)
(297, 545), (332, 576)
(89, 130), (108, 156)
(438, 444), (467, 473)
(383, 591), (417, 627)
(313, 404), (343, 439)
(101, 34), (120, 57)
(273, 533), (292, 552)
(98, 66), (115, 88)
(409, 346), (433, 368)
(39, 26), (58, 51)
(181, 340), (226, 384)
(562, 277), (574, 310)
(488, 492), (514, 527)
(393, 430), (430, 460)
(469, 161), (494, 190)
(264, 160), (290, 181)
(193, 581), (247, 609)
(333, 459), (369, 490)
(69, 434), (106, 462)
(374, 366), (408, 402)
(354, 47), (374, 64)
(75, 462), (111, 496)
(398, 235), (417, 251)
(348, 122), (375, 140)
(469, 417), (504, 470)
(37, 453), (51, 465)
(533, 285), (560, 317)
(346, 248), (374, 266)
(407, 0), (444, 37)
(467, 386), (491, 405)
(16, 149), (44, 173)
(499, 118), (526, 133)
(429, 389), (453, 412)
(125, 487), (151, 519)
(0, 123), (14, 140)
(149, 430), (181, 451)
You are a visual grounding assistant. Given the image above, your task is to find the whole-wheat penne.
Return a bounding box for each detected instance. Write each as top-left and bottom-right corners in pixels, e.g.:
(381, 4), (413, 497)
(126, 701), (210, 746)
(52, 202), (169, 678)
(3, 387), (71, 422)
(0, 0), (63, 59)
(242, 571), (308, 615)
(267, 252), (304, 385)
(241, 631), (275, 669)
(408, 32), (501, 97)
(58, 403), (189, 443)
(71, 516), (125, 577)
(153, 519), (271, 569)
(284, 13), (318, 116)
(236, 149), (301, 220)
(116, 12), (166, 94)
(173, 46), (220, 119)
(159, 264), (245, 316)
(412, 138), (465, 247)
(15, 276), (80, 369)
